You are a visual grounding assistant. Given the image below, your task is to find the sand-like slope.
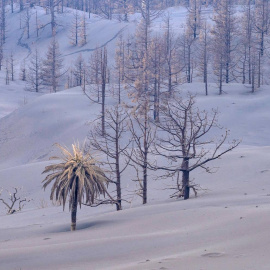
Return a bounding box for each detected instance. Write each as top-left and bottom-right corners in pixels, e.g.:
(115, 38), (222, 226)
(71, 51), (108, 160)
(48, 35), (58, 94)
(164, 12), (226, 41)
(0, 5), (270, 270)
(0, 84), (270, 269)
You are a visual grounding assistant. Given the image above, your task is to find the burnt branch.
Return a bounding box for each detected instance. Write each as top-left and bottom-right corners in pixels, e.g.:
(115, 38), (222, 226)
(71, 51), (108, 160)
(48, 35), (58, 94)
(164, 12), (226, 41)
(0, 187), (31, 215)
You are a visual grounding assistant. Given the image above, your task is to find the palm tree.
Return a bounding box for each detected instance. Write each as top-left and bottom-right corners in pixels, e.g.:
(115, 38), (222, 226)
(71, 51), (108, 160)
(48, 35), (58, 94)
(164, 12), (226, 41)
(42, 143), (108, 231)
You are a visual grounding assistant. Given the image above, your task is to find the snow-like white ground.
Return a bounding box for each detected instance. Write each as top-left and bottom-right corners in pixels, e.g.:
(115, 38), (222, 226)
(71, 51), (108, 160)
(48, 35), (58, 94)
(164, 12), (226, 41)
(0, 5), (270, 270)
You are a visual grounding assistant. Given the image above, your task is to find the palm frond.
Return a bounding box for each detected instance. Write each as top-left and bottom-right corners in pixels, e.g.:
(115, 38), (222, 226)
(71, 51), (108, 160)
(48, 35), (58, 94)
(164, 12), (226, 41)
(42, 143), (109, 210)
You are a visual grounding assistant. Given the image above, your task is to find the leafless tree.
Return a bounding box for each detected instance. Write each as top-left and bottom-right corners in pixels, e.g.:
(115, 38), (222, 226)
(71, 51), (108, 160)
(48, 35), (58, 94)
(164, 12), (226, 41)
(254, 0), (270, 57)
(26, 48), (43, 92)
(254, 0), (270, 88)
(0, 187), (31, 215)
(0, 43), (3, 71)
(73, 53), (85, 87)
(154, 95), (240, 200)
(127, 99), (156, 204)
(24, 6), (31, 39)
(138, 0), (163, 26)
(50, 0), (62, 35)
(88, 47), (109, 136)
(187, 0), (202, 39)
(9, 51), (15, 81)
(5, 58), (9, 85)
(0, 0), (6, 44)
(99, 0), (114, 20)
(180, 27), (196, 84)
(10, 0), (14, 13)
(20, 0), (24, 11)
(39, 0), (62, 36)
(42, 38), (64, 92)
(79, 12), (87, 46)
(88, 104), (131, 210)
(114, 35), (126, 104)
(212, 0), (237, 93)
(20, 59), (26, 81)
(162, 15), (182, 96)
(239, 0), (255, 85)
(149, 35), (163, 121)
(198, 20), (211, 95)
(125, 19), (152, 100)
(116, 0), (129, 21)
(69, 9), (80, 46)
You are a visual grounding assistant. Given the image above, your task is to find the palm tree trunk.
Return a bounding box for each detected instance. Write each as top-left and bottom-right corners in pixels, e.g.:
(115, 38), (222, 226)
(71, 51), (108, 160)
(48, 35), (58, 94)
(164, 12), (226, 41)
(71, 179), (78, 231)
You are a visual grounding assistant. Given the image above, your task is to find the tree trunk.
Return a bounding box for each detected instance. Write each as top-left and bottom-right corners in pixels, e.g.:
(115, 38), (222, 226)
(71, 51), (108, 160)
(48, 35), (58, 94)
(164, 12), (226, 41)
(204, 50), (208, 95)
(182, 171), (190, 200)
(258, 52), (261, 88)
(101, 48), (107, 136)
(71, 179), (78, 231)
(187, 46), (191, 83)
(182, 158), (190, 200)
(143, 103), (148, 204)
(115, 112), (122, 211)
(116, 179), (122, 211)
(143, 162), (147, 204)
(11, 0), (13, 13)
(101, 82), (105, 135)
(225, 60), (229, 84)
(50, 0), (56, 36)
(219, 61), (223, 95)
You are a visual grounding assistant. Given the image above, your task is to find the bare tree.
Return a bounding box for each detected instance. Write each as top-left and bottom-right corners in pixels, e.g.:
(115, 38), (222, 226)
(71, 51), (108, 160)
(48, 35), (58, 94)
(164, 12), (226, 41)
(35, 10), (42, 37)
(26, 48), (43, 92)
(154, 95), (240, 200)
(73, 53), (85, 86)
(5, 58), (9, 85)
(88, 47), (108, 136)
(180, 27), (196, 84)
(9, 51), (15, 81)
(0, 43), (3, 71)
(254, 0), (270, 88)
(254, 0), (270, 57)
(239, 0), (255, 85)
(48, 0), (62, 36)
(99, 0), (114, 20)
(42, 38), (64, 92)
(24, 6), (31, 39)
(127, 99), (156, 204)
(212, 0), (237, 93)
(0, 0), (6, 44)
(149, 35), (163, 121)
(69, 9), (80, 46)
(125, 19), (151, 99)
(0, 187), (31, 215)
(198, 20), (211, 95)
(10, 0), (13, 13)
(162, 15), (182, 95)
(139, 0), (162, 27)
(20, 0), (24, 11)
(20, 59), (26, 81)
(187, 0), (202, 39)
(88, 48), (101, 100)
(66, 66), (75, 89)
(114, 34), (126, 104)
(88, 105), (131, 210)
(116, 0), (129, 21)
(79, 12), (87, 46)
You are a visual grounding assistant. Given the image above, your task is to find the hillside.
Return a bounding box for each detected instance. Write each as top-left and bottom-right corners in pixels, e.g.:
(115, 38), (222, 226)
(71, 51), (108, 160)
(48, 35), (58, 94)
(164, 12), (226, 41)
(0, 4), (270, 270)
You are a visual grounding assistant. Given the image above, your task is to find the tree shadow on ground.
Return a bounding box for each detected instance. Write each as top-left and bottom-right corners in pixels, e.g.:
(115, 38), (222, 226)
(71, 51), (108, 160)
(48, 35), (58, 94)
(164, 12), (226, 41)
(48, 219), (120, 233)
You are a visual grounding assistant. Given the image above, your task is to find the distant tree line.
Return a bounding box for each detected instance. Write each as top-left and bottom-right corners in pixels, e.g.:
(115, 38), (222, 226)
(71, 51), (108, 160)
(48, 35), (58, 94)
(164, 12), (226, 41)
(1, 0), (269, 93)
